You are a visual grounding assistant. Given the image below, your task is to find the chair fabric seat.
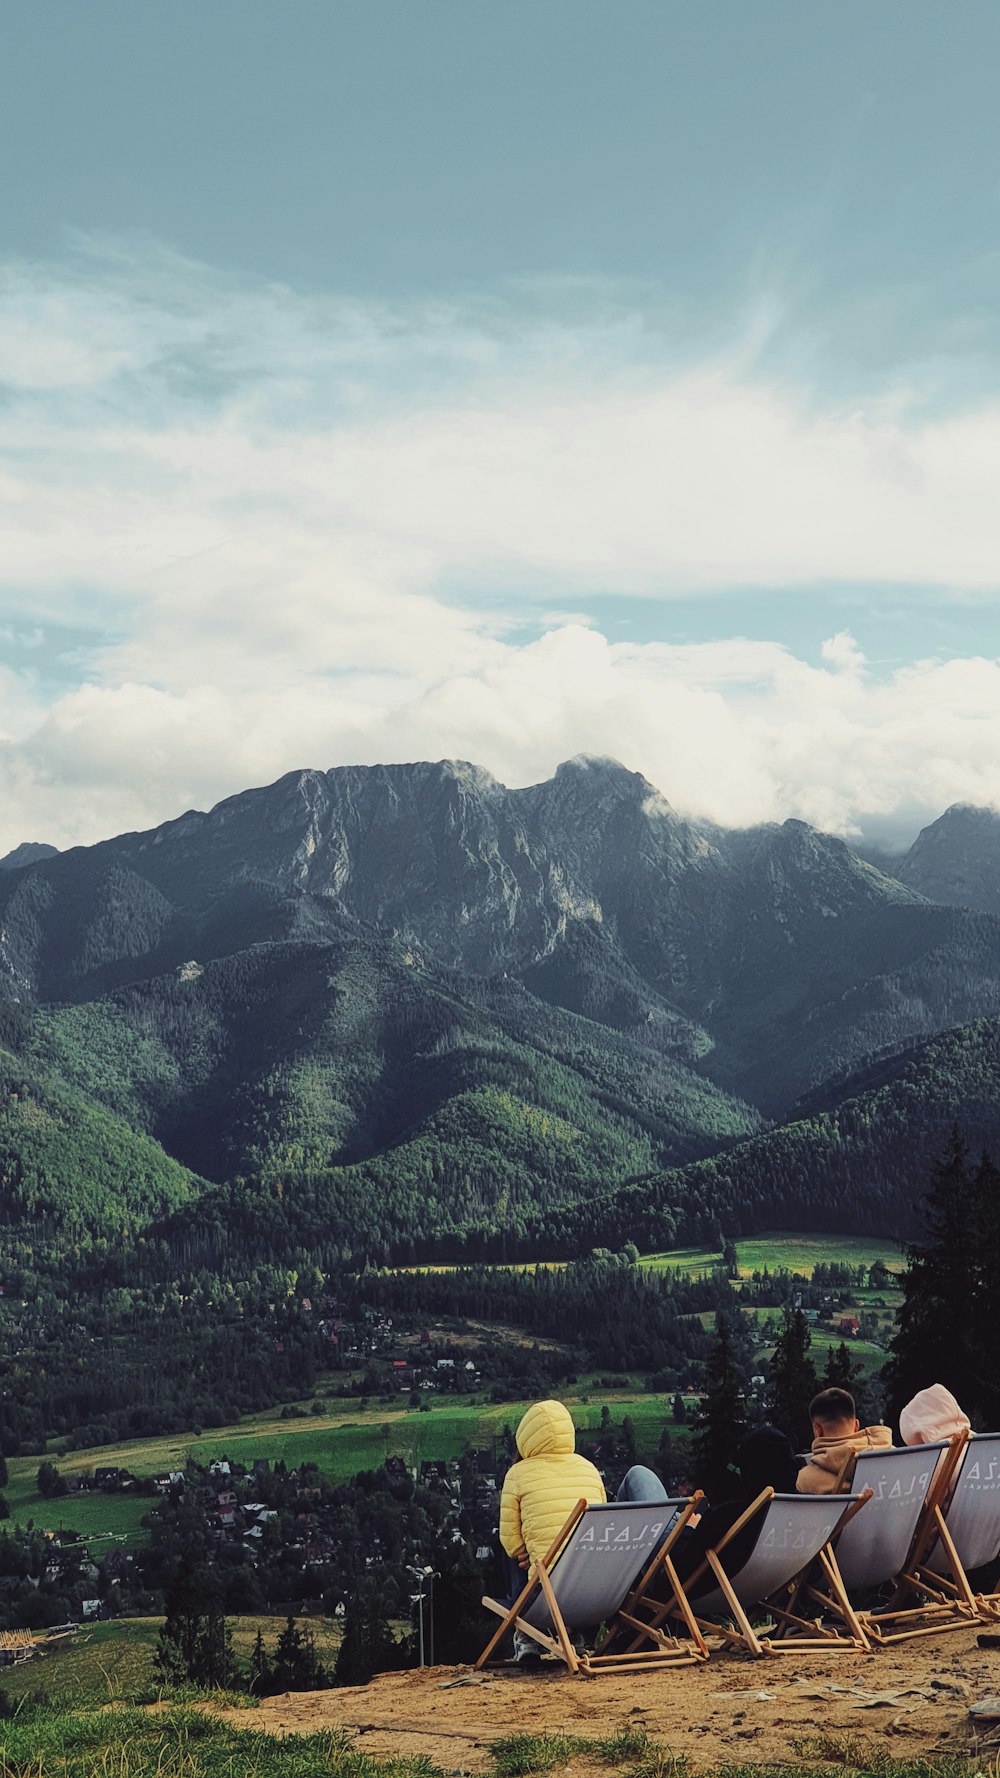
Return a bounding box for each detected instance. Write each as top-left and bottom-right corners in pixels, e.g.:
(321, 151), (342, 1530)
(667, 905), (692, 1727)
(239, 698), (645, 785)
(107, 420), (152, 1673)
(692, 1494), (847, 1615)
(924, 1433), (1000, 1575)
(522, 1499), (684, 1630)
(835, 1443), (947, 1593)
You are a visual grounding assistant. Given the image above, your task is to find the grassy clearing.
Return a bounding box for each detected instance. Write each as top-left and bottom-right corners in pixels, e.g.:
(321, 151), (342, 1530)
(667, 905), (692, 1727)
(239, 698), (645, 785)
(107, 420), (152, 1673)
(640, 1233), (904, 1279)
(14, 1397), (679, 1492)
(0, 1705), (434, 1778)
(398, 1233), (904, 1281)
(0, 1615), (345, 1709)
(5, 1394), (688, 1549)
(0, 1466), (153, 1546)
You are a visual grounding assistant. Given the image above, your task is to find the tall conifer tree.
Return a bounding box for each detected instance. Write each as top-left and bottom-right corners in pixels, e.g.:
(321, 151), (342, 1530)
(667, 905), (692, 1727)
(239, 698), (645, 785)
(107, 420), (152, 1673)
(884, 1128), (999, 1425)
(766, 1309), (818, 1449)
(691, 1311), (748, 1500)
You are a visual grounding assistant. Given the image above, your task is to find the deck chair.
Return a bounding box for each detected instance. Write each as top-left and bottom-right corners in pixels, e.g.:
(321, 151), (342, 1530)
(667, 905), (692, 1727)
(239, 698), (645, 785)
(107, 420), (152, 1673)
(620, 1488), (870, 1657)
(476, 1494), (709, 1676)
(898, 1431), (1000, 1626)
(788, 1440), (964, 1645)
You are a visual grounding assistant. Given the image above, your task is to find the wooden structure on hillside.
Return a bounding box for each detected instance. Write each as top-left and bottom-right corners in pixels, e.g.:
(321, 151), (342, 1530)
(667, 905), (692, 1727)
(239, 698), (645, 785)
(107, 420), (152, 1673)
(0, 1629), (35, 1664)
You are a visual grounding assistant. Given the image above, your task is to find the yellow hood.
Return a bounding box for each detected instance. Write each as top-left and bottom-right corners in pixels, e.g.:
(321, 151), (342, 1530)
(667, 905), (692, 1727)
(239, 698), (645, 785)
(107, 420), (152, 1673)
(516, 1399), (576, 1459)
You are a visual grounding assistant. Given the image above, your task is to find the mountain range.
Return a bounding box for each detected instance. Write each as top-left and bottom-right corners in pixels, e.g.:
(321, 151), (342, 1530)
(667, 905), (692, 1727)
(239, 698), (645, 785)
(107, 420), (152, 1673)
(4, 758), (1000, 1259)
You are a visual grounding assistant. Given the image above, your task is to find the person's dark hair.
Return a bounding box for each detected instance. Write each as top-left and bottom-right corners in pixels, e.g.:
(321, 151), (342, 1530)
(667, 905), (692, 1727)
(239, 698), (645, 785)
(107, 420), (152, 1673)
(737, 1424), (804, 1497)
(809, 1386), (856, 1427)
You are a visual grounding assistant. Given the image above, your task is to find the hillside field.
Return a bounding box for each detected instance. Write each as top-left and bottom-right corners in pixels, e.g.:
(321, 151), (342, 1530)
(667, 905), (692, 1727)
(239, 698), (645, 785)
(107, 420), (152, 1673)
(2, 1232), (901, 1543)
(640, 1231), (904, 1278)
(0, 1613), (346, 1707)
(399, 1230), (904, 1278)
(6, 1392), (692, 1543)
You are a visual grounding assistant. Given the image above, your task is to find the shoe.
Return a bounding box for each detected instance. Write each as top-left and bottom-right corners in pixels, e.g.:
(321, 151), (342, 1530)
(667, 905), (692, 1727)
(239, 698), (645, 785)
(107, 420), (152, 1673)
(513, 1630), (542, 1666)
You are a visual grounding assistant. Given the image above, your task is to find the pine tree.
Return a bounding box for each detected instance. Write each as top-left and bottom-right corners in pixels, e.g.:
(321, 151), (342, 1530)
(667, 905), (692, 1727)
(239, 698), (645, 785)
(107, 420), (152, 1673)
(0, 1454), (8, 1489)
(248, 1628), (271, 1697)
(969, 1151), (1000, 1427)
(671, 1391), (687, 1425)
(822, 1341), (871, 1424)
(691, 1311), (749, 1501)
(334, 1585), (399, 1687)
(767, 1309), (818, 1448)
(884, 1129), (982, 1423)
(271, 1615), (326, 1692)
(155, 1564), (236, 1691)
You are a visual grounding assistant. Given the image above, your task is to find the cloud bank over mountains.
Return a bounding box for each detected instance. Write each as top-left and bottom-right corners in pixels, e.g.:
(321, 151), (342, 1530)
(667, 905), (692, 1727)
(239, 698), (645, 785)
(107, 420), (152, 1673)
(2, 239), (1000, 855)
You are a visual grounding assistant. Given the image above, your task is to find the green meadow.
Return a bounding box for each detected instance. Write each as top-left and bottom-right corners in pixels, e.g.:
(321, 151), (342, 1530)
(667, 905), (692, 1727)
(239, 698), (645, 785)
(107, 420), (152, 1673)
(5, 1394), (689, 1546)
(0, 1614), (346, 1709)
(2, 1232), (901, 1546)
(639, 1232), (902, 1279)
(400, 1231), (904, 1281)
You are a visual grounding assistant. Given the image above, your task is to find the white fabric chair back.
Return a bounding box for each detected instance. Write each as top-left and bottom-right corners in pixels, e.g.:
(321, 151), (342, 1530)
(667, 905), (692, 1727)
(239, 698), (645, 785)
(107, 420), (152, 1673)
(834, 1443), (946, 1591)
(925, 1432), (1000, 1574)
(694, 1494), (848, 1614)
(523, 1500), (684, 1630)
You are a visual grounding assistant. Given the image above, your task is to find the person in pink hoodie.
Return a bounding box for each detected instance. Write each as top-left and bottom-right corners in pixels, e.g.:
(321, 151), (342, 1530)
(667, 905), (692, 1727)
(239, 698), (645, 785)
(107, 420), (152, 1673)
(899, 1383), (970, 1446)
(796, 1387), (892, 1494)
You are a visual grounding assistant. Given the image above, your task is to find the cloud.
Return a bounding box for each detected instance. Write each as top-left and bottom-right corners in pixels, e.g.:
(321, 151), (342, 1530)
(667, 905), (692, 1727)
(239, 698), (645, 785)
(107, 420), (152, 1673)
(2, 238), (1000, 852)
(7, 624), (1000, 856)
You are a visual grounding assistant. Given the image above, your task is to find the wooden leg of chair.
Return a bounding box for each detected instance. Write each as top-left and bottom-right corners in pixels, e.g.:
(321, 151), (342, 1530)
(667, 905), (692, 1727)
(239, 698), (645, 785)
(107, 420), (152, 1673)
(659, 1552), (709, 1657)
(930, 1510), (979, 1615)
(477, 1587), (536, 1670)
(536, 1558), (579, 1673)
(704, 1550), (764, 1657)
(816, 1548), (871, 1650)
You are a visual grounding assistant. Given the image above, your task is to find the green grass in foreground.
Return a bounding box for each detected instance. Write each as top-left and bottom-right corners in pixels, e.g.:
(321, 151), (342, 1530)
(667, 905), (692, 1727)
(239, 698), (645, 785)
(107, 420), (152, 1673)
(0, 1709), (980, 1778)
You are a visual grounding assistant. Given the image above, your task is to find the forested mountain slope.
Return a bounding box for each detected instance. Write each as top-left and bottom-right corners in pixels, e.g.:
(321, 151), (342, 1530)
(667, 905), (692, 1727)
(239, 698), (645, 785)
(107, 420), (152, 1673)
(5, 757), (1000, 1258)
(0, 1021), (199, 1238)
(0, 939), (758, 1243)
(4, 756), (1000, 1117)
(527, 1016), (1000, 1255)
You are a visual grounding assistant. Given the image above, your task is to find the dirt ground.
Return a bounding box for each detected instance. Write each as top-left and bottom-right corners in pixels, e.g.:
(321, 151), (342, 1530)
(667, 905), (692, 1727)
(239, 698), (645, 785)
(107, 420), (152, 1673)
(215, 1625), (1000, 1771)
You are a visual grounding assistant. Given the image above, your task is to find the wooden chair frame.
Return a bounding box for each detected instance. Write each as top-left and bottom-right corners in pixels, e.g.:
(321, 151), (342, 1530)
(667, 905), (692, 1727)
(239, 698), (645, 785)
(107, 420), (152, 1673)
(792, 1433), (981, 1645)
(882, 1432), (1000, 1636)
(611, 1486), (873, 1659)
(476, 1493), (709, 1676)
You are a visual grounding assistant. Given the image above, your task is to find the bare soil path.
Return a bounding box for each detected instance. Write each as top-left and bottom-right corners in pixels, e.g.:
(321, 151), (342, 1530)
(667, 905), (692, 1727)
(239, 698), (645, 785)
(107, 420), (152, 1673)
(215, 1628), (999, 1771)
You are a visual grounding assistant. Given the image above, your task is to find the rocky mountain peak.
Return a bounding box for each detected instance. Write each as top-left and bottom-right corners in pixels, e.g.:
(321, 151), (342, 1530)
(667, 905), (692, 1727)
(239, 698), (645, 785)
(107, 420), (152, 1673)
(896, 802), (1000, 914)
(0, 842), (60, 872)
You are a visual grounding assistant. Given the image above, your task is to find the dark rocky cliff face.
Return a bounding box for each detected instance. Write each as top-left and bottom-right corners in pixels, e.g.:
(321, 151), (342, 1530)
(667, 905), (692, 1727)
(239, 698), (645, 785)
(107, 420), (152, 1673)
(896, 804), (1000, 916)
(3, 755), (997, 1114)
(0, 842), (59, 871)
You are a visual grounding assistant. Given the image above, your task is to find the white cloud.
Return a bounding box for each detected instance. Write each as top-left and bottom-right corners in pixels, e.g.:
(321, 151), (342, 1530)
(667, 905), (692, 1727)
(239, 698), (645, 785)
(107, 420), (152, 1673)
(7, 625), (1000, 855)
(2, 239), (1000, 853)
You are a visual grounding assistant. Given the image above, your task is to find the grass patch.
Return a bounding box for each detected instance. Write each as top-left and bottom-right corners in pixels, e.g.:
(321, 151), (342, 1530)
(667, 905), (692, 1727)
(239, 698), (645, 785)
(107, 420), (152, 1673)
(789, 1735), (976, 1778)
(491, 1733), (590, 1777)
(640, 1233), (903, 1280)
(0, 1705), (442, 1778)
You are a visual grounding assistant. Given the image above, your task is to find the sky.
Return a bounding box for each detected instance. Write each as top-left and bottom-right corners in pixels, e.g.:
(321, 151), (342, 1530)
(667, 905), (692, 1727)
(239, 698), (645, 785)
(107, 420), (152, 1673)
(2, 0), (1000, 855)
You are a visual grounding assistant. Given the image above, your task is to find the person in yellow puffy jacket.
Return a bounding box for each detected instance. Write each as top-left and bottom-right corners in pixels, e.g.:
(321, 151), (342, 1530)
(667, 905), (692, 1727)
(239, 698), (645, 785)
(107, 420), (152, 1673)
(498, 1399), (605, 1663)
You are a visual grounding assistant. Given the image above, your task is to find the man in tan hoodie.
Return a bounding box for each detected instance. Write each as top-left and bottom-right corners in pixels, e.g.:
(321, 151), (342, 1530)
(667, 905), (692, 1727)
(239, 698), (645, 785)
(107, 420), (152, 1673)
(796, 1386), (892, 1494)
